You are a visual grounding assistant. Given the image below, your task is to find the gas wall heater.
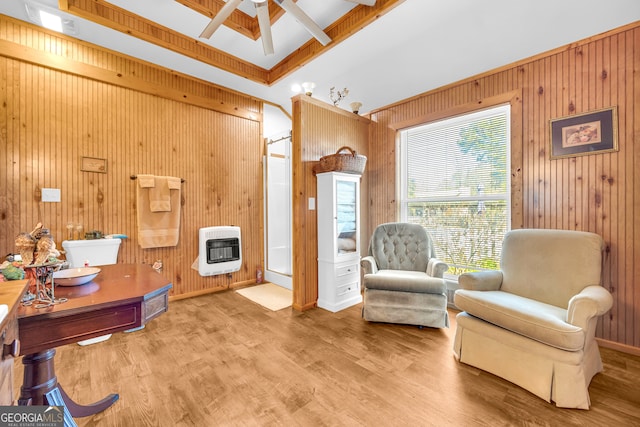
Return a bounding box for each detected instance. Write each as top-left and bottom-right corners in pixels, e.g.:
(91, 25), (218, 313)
(198, 226), (242, 276)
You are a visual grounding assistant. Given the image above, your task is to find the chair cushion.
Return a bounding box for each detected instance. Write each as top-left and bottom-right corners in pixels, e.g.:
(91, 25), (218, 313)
(364, 270), (446, 294)
(500, 229), (604, 308)
(368, 223), (434, 272)
(455, 289), (584, 351)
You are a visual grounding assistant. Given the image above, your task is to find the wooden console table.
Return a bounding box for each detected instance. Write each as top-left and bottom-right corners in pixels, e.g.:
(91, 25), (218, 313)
(17, 263), (172, 426)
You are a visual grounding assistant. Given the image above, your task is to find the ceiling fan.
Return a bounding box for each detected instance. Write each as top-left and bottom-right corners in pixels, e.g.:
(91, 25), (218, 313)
(199, 0), (377, 56)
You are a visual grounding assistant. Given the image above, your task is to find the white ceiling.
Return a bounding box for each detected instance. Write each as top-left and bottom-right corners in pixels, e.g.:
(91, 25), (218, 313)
(2, 0), (640, 122)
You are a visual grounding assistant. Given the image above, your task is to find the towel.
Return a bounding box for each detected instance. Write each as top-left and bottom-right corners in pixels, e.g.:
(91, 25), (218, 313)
(137, 175), (172, 212)
(136, 174), (182, 248)
(150, 177), (171, 212)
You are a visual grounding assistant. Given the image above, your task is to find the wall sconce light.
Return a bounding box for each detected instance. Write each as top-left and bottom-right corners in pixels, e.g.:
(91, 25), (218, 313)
(301, 82), (316, 96)
(350, 102), (362, 114)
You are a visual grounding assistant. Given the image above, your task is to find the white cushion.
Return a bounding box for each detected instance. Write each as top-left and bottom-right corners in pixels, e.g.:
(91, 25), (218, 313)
(455, 289), (584, 351)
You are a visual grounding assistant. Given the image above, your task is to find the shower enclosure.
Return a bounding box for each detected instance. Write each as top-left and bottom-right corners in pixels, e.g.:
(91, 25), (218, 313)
(264, 133), (292, 289)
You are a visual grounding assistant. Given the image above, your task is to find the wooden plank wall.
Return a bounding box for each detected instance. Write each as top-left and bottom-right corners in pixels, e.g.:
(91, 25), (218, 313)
(291, 95), (370, 310)
(0, 17), (263, 298)
(366, 23), (640, 350)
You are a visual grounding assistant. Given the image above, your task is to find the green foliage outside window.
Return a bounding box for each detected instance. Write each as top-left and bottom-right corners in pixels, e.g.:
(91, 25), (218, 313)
(408, 200), (506, 275)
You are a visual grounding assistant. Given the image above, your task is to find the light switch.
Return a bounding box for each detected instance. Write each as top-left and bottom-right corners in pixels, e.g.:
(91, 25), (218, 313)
(41, 188), (61, 202)
(308, 197), (316, 210)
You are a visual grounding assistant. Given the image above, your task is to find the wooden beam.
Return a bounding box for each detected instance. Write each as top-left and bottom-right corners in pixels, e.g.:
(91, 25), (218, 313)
(268, 0), (405, 84)
(59, 0), (404, 85)
(62, 0), (270, 84)
(0, 38), (261, 121)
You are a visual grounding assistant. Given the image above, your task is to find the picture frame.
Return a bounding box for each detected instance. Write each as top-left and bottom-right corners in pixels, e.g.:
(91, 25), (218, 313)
(550, 107), (618, 159)
(81, 156), (107, 173)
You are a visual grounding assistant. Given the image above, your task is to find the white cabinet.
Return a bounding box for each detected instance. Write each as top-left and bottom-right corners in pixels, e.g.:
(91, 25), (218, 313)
(317, 172), (362, 312)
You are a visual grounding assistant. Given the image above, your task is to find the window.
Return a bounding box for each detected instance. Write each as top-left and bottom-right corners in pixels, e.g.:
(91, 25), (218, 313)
(399, 104), (511, 275)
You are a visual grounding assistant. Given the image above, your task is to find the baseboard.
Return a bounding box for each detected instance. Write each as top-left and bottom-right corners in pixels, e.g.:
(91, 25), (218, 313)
(169, 279), (256, 302)
(596, 338), (640, 357)
(293, 301), (317, 311)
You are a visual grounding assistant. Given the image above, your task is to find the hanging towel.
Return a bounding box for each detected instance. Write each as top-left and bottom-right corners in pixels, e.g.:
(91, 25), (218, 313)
(137, 175), (172, 212)
(149, 176), (171, 212)
(136, 174), (182, 248)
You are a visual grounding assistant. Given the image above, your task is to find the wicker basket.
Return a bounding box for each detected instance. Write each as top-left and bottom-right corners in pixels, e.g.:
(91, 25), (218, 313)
(313, 146), (367, 175)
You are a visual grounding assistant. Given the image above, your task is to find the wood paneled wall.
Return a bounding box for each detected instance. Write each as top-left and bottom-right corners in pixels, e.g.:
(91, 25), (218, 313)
(0, 17), (263, 298)
(291, 95), (370, 310)
(365, 23), (640, 351)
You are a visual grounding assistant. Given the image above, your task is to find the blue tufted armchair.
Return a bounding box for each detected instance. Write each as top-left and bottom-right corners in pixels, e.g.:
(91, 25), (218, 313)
(360, 223), (449, 328)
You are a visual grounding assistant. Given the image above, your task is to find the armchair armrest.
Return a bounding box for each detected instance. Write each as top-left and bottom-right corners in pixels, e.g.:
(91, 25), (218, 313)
(458, 270), (503, 291)
(567, 285), (613, 330)
(427, 258), (448, 278)
(360, 256), (378, 275)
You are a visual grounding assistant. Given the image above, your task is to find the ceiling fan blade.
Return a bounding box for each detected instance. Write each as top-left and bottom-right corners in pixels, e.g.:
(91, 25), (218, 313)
(344, 0), (377, 5)
(274, 0), (331, 46)
(199, 0), (243, 39)
(255, 1), (274, 55)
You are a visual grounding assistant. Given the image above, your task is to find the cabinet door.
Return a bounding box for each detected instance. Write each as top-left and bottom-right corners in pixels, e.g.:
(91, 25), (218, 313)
(335, 178), (358, 255)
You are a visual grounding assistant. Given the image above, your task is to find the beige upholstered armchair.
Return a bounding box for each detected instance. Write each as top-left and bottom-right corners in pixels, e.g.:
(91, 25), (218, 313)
(361, 223), (449, 328)
(453, 228), (613, 409)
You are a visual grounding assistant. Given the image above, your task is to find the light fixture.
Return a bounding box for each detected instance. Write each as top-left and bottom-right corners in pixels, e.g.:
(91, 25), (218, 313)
(273, 0), (332, 46)
(25, 2), (77, 35)
(291, 83), (302, 93)
(301, 82), (316, 96)
(39, 10), (63, 33)
(350, 102), (362, 114)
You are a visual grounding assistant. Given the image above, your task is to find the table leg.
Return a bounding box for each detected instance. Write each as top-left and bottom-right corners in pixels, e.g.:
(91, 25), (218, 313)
(57, 385), (119, 417)
(18, 349), (119, 423)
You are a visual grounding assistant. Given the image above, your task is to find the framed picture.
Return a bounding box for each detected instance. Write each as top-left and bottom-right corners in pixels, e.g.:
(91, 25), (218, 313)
(550, 107), (618, 159)
(81, 156), (107, 173)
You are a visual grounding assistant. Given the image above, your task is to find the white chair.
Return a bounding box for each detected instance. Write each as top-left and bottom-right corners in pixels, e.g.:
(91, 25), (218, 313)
(453, 228), (613, 409)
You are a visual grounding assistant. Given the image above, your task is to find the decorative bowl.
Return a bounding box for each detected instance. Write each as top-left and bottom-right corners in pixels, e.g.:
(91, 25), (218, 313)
(53, 267), (101, 286)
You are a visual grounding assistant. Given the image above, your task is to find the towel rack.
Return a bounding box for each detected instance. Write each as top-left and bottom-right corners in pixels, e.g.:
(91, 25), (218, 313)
(130, 175), (185, 183)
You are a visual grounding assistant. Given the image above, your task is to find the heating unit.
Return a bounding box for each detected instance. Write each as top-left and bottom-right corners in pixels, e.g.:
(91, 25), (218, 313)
(198, 226), (242, 276)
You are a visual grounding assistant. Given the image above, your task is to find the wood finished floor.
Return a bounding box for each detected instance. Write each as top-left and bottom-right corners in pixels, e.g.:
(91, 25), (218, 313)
(14, 289), (640, 426)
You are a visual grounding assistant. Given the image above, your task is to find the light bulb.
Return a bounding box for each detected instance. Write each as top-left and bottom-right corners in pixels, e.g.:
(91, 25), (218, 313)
(301, 82), (316, 96)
